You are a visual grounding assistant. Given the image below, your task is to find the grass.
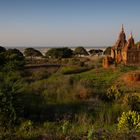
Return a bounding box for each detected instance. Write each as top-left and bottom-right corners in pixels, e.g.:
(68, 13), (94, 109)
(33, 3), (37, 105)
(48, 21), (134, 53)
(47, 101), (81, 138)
(1, 62), (140, 139)
(60, 65), (93, 74)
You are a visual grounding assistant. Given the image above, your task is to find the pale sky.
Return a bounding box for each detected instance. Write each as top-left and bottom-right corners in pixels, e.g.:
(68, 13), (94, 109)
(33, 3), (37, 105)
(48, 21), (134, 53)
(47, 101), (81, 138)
(0, 0), (140, 47)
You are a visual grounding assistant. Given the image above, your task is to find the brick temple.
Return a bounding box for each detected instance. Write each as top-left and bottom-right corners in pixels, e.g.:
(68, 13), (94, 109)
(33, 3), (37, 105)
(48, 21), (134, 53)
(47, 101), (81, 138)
(111, 25), (140, 66)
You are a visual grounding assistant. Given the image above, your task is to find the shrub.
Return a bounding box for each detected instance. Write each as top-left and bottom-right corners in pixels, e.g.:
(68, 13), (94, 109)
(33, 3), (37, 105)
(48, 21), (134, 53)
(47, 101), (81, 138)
(94, 57), (104, 68)
(78, 79), (94, 88)
(31, 69), (50, 80)
(17, 120), (33, 138)
(0, 71), (26, 128)
(28, 79), (48, 93)
(61, 120), (71, 135)
(104, 85), (123, 102)
(0, 49), (25, 70)
(123, 94), (140, 112)
(68, 58), (81, 65)
(0, 46), (6, 53)
(74, 84), (91, 100)
(43, 122), (60, 134)
(118, 111), (140, 132)
(87, 126), (94, 140)
(96, 103), (124, 126)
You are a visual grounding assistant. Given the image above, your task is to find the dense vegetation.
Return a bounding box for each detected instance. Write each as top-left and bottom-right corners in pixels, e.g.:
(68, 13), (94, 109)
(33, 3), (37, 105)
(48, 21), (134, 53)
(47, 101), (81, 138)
(0, 46), (140, 140)
(89, 49), (103, 56)
(24, 48), (43, 58)
(136, 41), (140, 47)
(45, 47), (73, 58)
(103, 47), (111, 55)
(74, 46), (89, 56)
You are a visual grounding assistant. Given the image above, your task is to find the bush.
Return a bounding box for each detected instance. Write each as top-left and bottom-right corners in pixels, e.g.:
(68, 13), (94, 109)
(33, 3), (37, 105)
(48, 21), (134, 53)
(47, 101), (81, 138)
(87, 126), (94, 140)
(17, 120), (33, 138)
(0, 71), (26, 128)
(0, 46), (6, 53)
(0, 49), (25, 70)
(118, 111), (140, 132)
(73, 83), (92, 100)
(94, 57), (104, 68)
(123, 94), (140, 112)
(31, 69), (50, 80)
(61, 120), (71, 135)
(104, 85), (123, 102)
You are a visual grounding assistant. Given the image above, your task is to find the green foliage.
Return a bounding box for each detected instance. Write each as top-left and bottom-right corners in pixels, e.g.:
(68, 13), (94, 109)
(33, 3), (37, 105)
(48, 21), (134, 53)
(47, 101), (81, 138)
(105, 85), (122, 102)
(0, 49), (140, 139)
(124, 94), (140, 112)
(0, 86), (16, 127)
(94, 56), (104, 68)
(118, 111), (140, 132)
(4, 49), (24, 61)
(119, 65), (138, 72)
(60, 66), (92, 75)
(104, 47), (111, 55)
(74, 46), (89, 56)
(87, 126), (94, 140)
(0, 46), (6, 53)
(24, 48), (42, 57)
(89, 49), (103, 56)
(61, 120), (71, 135)
(136, 41), (140, 47)
(31, 69), (50, 80)
(0, 71), (25, 127)
(45, 47), (73, 58)
(95, 102), (125, 127)
(0, 49), (25, 70)
(17, 120), (33, 138)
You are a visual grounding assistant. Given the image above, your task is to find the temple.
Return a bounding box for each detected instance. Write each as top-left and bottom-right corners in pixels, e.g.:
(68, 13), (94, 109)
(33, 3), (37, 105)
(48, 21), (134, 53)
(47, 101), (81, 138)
(111, 25), (140, 66)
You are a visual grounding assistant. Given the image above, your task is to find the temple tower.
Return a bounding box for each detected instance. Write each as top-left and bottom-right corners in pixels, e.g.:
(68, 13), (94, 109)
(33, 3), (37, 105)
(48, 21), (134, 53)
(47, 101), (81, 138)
(111, 25), (127, 63)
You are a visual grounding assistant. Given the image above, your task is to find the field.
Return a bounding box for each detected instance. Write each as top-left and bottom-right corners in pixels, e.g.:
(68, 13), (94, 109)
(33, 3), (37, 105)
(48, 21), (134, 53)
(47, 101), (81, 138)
(0, 54), (140, 140)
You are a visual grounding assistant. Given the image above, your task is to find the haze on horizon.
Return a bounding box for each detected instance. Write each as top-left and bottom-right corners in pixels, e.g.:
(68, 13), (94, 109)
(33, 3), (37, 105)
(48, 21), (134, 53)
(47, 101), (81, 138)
(0, 0), (140, 47)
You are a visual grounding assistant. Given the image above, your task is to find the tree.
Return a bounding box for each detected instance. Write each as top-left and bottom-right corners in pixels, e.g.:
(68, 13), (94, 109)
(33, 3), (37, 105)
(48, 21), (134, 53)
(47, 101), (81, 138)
(74, 46), (89, 56)
(24, 48), (43, 58)
(0, 71), (25, 128)
(4, 49), (25, 70)
(89, 49), (103, 56)
(0, 46), (6, 53)
(0, 49), (25, 70)
(136, 41), (140, 47)
(89, 49), (96, 55)
(45, 47), (73, 58)
(104, 47), (111, 55)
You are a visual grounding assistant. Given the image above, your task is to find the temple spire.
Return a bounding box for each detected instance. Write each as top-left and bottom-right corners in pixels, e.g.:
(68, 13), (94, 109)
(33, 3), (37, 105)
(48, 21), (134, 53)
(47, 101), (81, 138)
(130, 32), (133, 38)
(129, 32), (133, 39)
(122, 24), (124, 32)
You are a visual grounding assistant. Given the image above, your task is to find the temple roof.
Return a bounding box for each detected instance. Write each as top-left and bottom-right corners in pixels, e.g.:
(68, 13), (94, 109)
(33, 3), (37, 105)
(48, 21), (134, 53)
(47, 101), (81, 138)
(112, 25), (127, 50)
(124, 33), (135, 51)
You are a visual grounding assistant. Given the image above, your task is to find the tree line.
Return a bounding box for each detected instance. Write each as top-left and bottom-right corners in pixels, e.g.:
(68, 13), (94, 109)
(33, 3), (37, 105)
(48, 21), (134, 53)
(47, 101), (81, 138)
(0, 46), (108, 60)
